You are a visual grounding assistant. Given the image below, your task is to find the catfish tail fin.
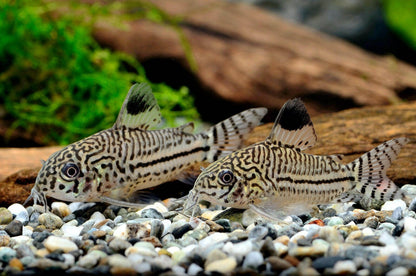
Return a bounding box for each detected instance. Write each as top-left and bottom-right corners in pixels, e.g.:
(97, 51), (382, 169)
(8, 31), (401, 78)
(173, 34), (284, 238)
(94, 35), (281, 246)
(346, 137), (410, 203)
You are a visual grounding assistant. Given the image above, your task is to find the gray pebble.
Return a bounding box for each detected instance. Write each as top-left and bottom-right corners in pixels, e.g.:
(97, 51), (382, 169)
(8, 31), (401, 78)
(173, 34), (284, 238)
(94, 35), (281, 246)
(322, 208), (337, 218)
(392, 206), (404, 221)
(242, 251), (264, 269)
(150, 219), (164, 238)
(5, 220), (23, 237)
(109, 238), (132, 253)
(15, 244), (35, 258)
(141, 208), (164, 219)
(249, 225), (268, 240)
(0, 247), (17, 263)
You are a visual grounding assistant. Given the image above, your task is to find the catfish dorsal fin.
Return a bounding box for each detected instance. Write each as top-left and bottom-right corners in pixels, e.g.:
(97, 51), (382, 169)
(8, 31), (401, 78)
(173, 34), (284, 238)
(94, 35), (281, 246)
(267, 98), (317, 151)
(179, 122), (194, 134)
(113, 83), (161, 130)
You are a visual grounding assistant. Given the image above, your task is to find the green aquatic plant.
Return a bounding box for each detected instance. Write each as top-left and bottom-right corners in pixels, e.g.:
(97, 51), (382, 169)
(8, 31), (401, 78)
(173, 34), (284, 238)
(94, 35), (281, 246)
(0, 0), (200, 145)
(383, 0), (416, 50)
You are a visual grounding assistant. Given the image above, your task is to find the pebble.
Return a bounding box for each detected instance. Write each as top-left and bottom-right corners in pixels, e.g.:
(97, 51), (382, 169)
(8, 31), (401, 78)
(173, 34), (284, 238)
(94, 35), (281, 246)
(5, 220), (23, 236)
(38, 213), (64, 229)
(0, 247), (17, 262)
(0, 195), (415, 274)
(242, 251), (264, 269)
(205, 256), (237, 273)
(0, 208), (13, 224)
(8, 204), (29, 223)
(381, 200), (407, 212)
(333, 260), (357, 274)
(44, 236), (78, 253)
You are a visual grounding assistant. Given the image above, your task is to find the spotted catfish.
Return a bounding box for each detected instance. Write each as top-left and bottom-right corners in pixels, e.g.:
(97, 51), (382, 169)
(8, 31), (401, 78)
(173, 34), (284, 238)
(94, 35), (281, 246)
(184, 98), (410, 219)
(27, 83), (267, 209)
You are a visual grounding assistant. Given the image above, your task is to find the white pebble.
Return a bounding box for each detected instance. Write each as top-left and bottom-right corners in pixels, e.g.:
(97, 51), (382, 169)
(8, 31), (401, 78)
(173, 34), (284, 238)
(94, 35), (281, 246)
(401, 184), (416, 197)
(61, 225), (83, 238)
(8, 203), (28, 223)
(134, 262), (152, 273)
(171, 265), (186, 275)
(381, 199), (407, 212)
(223, 240), (253, 262)
(188, 263), (203, 276)
(90, 211), (106, 223)
(199, 232), (229, 249)
(113, 223), (128, 239)
(44, 236), (78, 253)
(62, 253), (75, 266)
(386, 266), (409, 276)
(404, 217), (416, 232)
(361, 227), (375, 236)
(167, 246), (181, 255)
(333, 260), (357, 274)
(242, 251), (264, 269)
(11, 236), (31, 245)
(113, 215), (123, 224)
(161, 219), (172, 237)
(274, 242), (288, 256)
(290, 231), (308, 244)
(22, 226), (33, 237)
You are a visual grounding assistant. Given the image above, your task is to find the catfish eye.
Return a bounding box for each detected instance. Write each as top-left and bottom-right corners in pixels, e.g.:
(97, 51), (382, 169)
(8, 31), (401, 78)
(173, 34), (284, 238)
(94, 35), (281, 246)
(61, 163), (80, 180)
(219, 170), (235, 185)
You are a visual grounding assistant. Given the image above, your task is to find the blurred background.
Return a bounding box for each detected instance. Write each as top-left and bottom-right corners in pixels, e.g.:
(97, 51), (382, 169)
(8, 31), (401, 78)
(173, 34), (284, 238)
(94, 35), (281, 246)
(1, 0), (416, 147)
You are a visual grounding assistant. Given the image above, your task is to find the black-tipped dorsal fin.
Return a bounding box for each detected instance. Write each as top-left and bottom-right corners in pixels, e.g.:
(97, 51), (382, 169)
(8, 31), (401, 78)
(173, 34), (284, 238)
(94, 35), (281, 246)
(113, 83), (161, 130)
(267, 98), (317, 151)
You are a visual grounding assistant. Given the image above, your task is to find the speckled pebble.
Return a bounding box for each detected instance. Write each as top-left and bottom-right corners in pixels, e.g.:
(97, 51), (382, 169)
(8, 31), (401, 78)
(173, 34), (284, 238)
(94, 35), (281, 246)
(0, 247), (17, 262)
(38, 213), (64, 229)
(0, 208), (13, 224)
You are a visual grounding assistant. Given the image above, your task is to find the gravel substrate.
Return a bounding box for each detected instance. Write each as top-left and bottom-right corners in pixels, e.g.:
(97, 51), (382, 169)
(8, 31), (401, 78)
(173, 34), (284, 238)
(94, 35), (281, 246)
(1, 185), (416, 275)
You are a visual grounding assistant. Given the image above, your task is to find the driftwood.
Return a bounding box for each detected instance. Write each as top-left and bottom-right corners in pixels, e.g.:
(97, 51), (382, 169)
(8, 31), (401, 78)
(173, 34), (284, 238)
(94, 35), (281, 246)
(1, 101), (414, 206)
(93, 0), (416, 120)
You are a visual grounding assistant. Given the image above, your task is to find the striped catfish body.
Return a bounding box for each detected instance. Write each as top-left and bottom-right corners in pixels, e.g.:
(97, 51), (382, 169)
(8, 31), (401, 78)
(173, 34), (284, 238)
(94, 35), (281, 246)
(29, 83), (266, 208)
(185, 98), (409, 218)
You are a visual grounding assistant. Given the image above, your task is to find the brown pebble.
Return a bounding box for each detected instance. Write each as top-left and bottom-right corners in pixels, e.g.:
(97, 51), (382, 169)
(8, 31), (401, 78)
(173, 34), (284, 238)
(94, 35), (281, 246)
(141, 236), (162, 248)
(94, 219), (111, 229)
(205, 220), (224, 232)
(267, 256), (292, 271)
(92, 230), (107, 239)
(284, 255), (300, 266)
(9, 258), (23, 271)
(110, 267), (137, 275)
